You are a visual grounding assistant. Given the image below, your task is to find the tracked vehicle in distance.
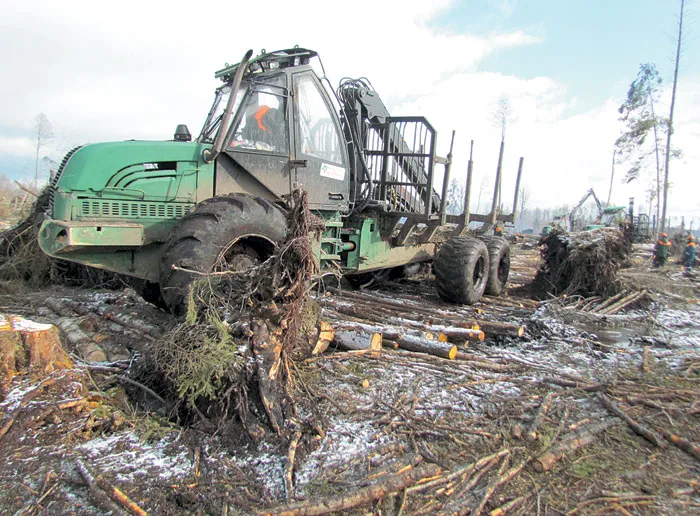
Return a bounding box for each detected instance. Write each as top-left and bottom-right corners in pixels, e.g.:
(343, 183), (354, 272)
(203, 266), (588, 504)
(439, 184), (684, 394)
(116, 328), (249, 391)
(38, 47), (522, 312)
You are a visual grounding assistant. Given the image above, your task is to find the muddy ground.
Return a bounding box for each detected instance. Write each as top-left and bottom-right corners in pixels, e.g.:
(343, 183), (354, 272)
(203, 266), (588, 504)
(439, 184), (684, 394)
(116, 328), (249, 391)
(0, 244), (698, 515)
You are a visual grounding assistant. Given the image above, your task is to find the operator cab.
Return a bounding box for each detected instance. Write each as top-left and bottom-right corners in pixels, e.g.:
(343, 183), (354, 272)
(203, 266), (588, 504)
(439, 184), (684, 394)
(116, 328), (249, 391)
(199, 48), (350, 211)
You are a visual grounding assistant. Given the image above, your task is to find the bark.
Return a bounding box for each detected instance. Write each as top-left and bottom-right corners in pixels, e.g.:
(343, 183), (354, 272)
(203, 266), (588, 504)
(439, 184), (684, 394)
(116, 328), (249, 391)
(0, 315), (74, 380)
(395, 334), (457, 360)
(436, 327), (485, 343)
(334, 330), (382, 354)
(259, 463), (441, 516)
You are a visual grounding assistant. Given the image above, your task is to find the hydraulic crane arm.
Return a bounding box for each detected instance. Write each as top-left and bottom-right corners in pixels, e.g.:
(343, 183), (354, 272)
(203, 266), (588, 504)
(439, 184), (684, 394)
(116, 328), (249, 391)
(337, 78), (441, 214)
(569, 188), (603, 231)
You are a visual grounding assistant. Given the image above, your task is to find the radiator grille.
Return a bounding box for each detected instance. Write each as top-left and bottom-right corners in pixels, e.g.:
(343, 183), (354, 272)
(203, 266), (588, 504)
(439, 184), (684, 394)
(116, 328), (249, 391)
(78, 200), (191, 219)
(47, 146), (83, 215)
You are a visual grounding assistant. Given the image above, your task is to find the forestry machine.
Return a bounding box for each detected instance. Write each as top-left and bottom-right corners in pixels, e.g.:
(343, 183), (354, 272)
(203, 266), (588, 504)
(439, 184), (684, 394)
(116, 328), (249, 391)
(37, 48), (522, 312)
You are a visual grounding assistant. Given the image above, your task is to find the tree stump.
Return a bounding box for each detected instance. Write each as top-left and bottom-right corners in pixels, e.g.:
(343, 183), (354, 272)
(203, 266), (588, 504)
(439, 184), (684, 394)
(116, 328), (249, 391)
(0, 314), (73, 382)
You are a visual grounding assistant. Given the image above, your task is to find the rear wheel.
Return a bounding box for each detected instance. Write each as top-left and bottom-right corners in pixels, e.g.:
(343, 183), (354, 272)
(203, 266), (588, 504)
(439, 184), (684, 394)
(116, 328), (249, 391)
(433, 237), (489, 304)
(159, 194), (287, 313)
(479, 236), (511, 296)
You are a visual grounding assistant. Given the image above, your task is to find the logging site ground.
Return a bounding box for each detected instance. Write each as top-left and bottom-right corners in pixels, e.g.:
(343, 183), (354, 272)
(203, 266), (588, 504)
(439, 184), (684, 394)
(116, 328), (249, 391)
(0, 238), (699, 515)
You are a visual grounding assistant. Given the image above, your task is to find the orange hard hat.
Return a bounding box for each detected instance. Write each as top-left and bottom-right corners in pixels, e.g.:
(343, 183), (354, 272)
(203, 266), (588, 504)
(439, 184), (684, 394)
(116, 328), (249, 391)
(660, 233), (667, 237)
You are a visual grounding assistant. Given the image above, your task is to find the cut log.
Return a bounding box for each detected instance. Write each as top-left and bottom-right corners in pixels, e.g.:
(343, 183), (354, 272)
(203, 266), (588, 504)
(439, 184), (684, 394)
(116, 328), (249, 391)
(395, 334), (457, 360)
(655, 427), (700, 461)
(334, 330), (382, 354)
(534, 419), (619, 472)
(471, 320), (525, 338)
(76, 458), (146, 515)
(598, 290), (647, 315)
(0, 314), (73, 381)
(588, 292), (626, 313)
(454, 352), (522, 372)
(598, 394), (666, 448)
(436, 327), (485, 343)
(527, 392), (555, 441)
(55, 318), (107, 362)
(259, 463), (441, 516)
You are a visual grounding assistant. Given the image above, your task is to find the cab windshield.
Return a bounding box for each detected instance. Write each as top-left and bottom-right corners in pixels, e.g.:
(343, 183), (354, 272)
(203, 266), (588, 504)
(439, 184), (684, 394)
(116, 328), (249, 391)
(198, 83), (248, 144)
(227, 75), (288, 154)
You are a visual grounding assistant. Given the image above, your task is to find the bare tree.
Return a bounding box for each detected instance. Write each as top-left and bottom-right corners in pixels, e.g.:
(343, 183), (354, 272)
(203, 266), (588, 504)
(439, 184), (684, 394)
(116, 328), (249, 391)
(446, 178), (465, 215)
(475, 175), (490, 213)
(489, 97), (515, 209)
(33, 113), (54, 190)
(661, 0), (686, 232)
(518, 186), (530, 227)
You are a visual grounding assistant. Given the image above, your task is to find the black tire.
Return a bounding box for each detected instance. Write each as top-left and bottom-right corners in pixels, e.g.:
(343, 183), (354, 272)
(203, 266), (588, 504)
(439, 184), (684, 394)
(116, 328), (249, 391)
(159, 194), (287, 313)
(479, 236), (511, 296)
(433, 237), (489, 304)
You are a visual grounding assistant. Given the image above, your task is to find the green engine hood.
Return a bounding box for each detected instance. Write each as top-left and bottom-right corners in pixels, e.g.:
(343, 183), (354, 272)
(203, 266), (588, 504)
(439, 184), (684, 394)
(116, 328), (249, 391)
(55, 140), (207, 192)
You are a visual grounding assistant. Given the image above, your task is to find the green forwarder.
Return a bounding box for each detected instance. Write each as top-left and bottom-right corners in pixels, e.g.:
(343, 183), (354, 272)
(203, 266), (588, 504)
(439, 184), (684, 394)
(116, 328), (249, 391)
(39, 48), (521, 313)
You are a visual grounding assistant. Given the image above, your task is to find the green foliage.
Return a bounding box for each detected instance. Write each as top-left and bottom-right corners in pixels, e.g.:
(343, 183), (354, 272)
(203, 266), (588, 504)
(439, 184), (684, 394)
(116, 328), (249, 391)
(615, 63), (664, 183)
(154, 279), (246, 408)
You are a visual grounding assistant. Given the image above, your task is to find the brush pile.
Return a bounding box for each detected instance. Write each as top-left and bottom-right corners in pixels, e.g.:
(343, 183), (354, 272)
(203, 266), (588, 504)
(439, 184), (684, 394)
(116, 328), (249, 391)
(534, 227), (632, 298)
(139, 188), (326, 443)
(0, 189), (123, 289)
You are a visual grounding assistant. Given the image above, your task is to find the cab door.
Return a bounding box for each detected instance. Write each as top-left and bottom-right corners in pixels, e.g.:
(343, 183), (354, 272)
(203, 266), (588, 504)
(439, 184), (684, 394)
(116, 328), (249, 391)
(291, 72), (349, 211)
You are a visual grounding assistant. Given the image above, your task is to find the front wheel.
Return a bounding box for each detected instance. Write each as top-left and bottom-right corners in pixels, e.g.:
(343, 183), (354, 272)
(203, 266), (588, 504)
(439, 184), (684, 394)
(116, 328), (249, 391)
(159, 194), (287, 313)
(433, 237), (489, 304)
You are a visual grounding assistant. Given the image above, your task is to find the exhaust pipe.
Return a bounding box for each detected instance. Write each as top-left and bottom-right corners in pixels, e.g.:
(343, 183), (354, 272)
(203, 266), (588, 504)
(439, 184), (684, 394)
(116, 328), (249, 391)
(203, 49), (254, 163)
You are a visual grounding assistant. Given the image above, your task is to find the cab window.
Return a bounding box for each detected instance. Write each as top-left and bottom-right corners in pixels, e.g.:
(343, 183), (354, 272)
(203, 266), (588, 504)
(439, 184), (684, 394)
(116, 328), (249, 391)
(229, 75), (288, 154)
(294, 75), (343, 165)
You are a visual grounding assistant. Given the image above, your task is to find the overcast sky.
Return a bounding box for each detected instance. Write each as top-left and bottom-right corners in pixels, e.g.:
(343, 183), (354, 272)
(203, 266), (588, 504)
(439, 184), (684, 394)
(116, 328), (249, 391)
(1, 0), (698, 226)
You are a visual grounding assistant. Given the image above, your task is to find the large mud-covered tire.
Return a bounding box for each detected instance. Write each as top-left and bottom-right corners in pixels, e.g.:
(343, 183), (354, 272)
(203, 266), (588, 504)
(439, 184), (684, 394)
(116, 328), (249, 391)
(159, 194), (287, 313)
(479, 236), (511, 296)
(433, 237), (489, 304)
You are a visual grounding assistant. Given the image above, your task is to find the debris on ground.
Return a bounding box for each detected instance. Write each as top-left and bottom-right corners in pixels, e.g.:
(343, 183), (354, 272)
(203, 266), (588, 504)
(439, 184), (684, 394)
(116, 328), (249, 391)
(533, 227), (633, 298)
(0, 212), (699, 514)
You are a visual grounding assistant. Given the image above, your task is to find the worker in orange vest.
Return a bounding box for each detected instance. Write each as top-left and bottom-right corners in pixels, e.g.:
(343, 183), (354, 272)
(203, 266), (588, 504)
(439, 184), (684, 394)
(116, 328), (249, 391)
(653, 233), (671, 267)
(683, 235), (696, 271)
(493, 225), (503, 237)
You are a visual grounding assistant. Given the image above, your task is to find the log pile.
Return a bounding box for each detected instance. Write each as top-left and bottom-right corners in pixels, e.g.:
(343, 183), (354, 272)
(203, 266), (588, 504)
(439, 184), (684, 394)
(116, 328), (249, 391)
(534, 227), (632, 298)
(316, 286), (527, 361)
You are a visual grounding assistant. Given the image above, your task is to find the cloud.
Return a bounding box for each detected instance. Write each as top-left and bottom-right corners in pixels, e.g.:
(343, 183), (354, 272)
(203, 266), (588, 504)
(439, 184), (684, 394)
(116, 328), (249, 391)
(0, 0), (697, 222)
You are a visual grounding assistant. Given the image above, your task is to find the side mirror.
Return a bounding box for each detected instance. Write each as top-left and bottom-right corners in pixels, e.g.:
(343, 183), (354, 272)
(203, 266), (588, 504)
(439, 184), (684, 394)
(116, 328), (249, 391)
(174, 124), (192, 142)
